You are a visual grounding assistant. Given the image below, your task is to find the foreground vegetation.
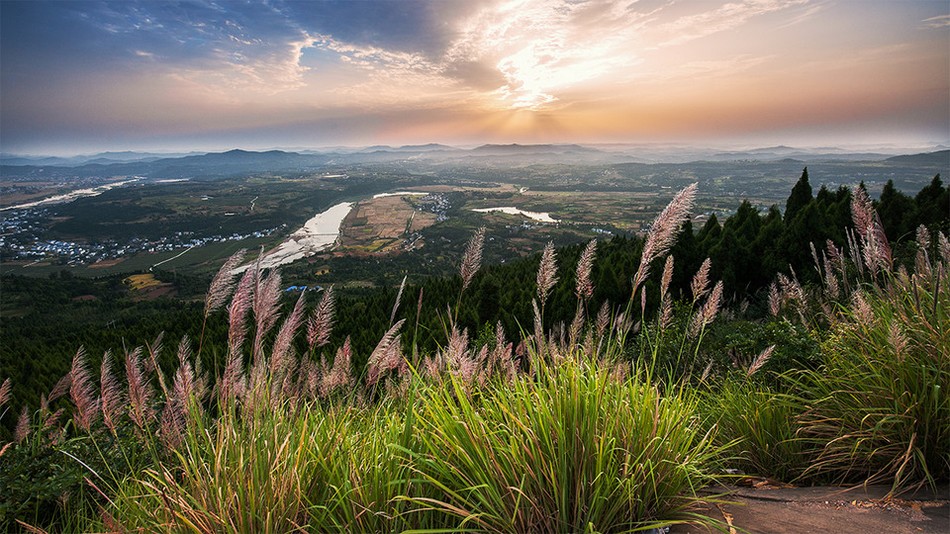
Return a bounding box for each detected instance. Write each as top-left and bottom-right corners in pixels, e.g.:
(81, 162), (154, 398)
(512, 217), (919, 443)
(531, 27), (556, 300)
(0, 179), (947, 532)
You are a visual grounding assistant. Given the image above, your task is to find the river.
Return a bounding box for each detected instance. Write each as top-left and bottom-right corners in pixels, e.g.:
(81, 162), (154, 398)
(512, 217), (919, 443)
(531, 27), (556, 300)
(471, 206), (560, 223)
(1, 178), (141, 211)
(234, 202), (354, 273)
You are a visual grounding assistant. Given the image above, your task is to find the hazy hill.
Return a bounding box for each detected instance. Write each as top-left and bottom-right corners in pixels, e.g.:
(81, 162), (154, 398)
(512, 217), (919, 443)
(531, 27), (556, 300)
(885, 150), (950, 166)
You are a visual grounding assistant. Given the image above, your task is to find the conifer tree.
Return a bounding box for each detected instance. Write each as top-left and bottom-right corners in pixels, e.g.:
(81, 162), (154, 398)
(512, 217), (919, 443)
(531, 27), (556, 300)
(784, 167), (813, 222)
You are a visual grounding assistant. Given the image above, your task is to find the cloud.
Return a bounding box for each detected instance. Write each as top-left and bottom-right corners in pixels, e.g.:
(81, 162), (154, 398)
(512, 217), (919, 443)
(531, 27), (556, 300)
(652, 0), (810, 48)
(437, 0), (651, 109)
(921, 14), (950, 29)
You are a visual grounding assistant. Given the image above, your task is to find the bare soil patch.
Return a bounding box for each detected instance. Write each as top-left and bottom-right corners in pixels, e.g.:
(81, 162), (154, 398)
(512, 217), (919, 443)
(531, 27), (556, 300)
(673, 485), (949, 534)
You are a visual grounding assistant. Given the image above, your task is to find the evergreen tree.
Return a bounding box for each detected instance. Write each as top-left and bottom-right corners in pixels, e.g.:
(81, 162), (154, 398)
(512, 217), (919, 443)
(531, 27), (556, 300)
(877, 179), (917, 243)
(785, 167), (813, 222)
(914, 174), (949, 234)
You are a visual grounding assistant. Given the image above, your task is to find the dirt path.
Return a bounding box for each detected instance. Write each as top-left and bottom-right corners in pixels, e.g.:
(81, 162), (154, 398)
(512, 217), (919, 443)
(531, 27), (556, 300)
(673, 485), (949, 534)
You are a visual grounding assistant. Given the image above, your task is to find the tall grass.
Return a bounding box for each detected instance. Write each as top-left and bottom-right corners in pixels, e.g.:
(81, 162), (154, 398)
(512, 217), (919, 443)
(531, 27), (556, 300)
(407, 356), (723, 533)
(701, 379), (808, 483)
(794, 266), (949, 492)
(110, 395), (428, 533)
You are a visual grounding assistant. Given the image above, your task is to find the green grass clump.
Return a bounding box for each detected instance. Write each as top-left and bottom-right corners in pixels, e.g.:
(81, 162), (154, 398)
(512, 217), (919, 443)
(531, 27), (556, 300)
(701, 378), (807, 483)
(794, 270), (950, 492)
(407, 356), (722, 533)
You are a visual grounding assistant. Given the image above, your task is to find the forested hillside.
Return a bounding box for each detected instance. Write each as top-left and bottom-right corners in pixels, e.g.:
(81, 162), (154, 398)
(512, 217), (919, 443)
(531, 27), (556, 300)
(2, 171), (947, 412)
(0, 175), (947, 533)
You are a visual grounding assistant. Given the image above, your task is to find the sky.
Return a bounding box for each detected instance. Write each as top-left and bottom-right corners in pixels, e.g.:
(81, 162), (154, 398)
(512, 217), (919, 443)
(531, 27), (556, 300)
(1, 0), (948, 155)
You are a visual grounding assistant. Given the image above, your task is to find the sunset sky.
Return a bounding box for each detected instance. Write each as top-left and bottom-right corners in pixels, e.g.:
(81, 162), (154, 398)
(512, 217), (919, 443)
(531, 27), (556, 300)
(1, 0), (948, 155)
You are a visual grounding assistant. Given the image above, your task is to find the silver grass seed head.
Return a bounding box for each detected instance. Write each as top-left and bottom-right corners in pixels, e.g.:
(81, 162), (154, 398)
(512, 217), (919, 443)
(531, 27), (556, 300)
(632, 182), (697, 294)
(460, 227), (486, 291)
(537, 241), (558, 307)
(575, 239), (597, 301)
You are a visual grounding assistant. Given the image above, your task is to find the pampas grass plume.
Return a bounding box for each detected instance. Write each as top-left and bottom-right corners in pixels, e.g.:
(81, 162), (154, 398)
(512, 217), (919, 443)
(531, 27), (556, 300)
(460, 227), (486, 291)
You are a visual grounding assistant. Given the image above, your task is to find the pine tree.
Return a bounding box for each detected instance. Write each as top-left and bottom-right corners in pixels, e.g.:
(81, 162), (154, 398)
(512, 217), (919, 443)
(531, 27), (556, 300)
(784, 167), (813, 222)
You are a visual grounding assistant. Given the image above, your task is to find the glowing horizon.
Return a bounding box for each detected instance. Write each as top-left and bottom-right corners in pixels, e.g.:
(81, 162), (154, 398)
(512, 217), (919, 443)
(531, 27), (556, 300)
(1, 0), (947, 156)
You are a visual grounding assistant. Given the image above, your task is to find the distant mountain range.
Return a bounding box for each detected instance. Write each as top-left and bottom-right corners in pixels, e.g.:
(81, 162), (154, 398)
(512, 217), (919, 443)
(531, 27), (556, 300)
(2, 145), (947, 180)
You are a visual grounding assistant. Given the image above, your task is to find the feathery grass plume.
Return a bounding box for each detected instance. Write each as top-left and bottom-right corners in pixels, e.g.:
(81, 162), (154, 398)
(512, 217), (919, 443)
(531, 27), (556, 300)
(204, 249), (247, 316)
(171, 356), (197, 415)
(490, 321), (507, 365)
(888, 322), (909, 361)
(15, 406), (30, 443)
(660, 255), (674, 298)
(390, 275), (407, 326)
(459, 226), (485, 291)
(307, 285), (335, 350)
(176, 337), (204, 413)
(537, 241), (558, 308)
(915, 225), (932, 277)
(69, 347), (100, 432)
(851, 186), (892, 275)
(746, 345), (775, 378)
(659, 256), (675, 331)
(639, 285), (647, 319)
(810, 242), (822, 279)
(323, 337), (354, 396)
(823, 253), (841, 300)
(690, 258), (712, 304)
(596, 301), (610, 338)
(48, 373), (71, 404)
(777, 272), (806, 312)
(700, 359), (713, 383)
(145, 332), (168, 397)
(125, 347), (154, 430)
(43, 407), (64, 432)
(827, 239), (850, 295)
(769, 282), (782, 317)
(689, 281), (723, 338)
(490, 322), (516, 381)
(252, 269), (282, 364)
(444, 326), (477, 385)
(852, 290), (874, 324)
(659, 298), (674, 333)
(475, 345), (491, 387)
(844, 227), (865, 279)
(569, 304), (585, 347)
(826, 239), (844, 272)
(271, 291), (307, 376)
(159, 399), (185, 450)
(219, 350), (246, 406)
(176, 335), (192, 364)
(532, 298), (544, 349)
(851, 186), (875, 238)
(575, 238), (597, 301)
(632, 182), (697, 296)
(422, 352), (444, 382)
(366, 319), (406, 387)
(227, 267), (256, 357)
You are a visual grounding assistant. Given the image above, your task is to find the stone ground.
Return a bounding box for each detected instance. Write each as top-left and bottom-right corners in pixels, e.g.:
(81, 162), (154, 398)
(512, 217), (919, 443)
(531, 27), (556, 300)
(671, 484), (949, 533)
